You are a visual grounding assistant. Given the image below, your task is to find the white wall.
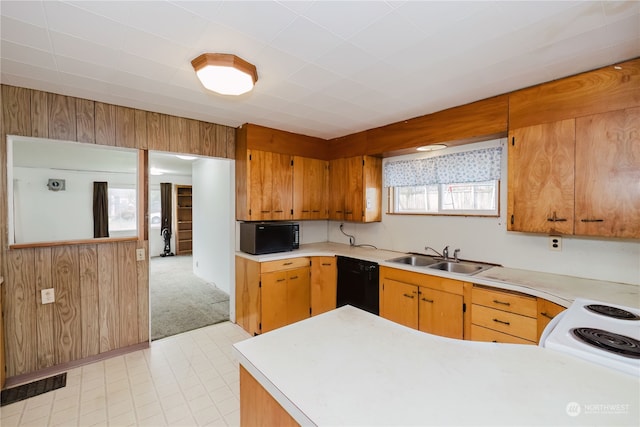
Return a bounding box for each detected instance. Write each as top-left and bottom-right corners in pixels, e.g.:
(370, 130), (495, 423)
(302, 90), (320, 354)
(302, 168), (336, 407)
(12, 167), (137, 243)
(328, 139), (640, 286)
(192, 158), (235, 305)
(148, 174), (192, 257)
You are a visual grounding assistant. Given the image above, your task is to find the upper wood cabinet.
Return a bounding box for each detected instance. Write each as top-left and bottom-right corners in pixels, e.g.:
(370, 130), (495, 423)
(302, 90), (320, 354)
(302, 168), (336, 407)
(507, 119), (575, 234)
(329, 155), (382, 223)
(508, 108), (640, 238)
(237, 149), (293, 221)
(574, 108), (640, 238)
(293, 156), (329, 220)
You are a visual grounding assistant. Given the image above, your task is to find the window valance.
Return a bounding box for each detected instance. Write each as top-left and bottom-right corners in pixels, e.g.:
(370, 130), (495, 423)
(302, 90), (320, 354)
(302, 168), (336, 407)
(383, 147), (502, 187)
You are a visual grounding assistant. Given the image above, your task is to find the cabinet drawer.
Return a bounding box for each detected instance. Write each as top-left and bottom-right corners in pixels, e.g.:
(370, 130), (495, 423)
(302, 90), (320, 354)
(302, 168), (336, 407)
(380, 266), (464, 295)
(261, 257), (310, 273)
(472, 286), (537, 317)
(470, 325), (535, 345)
(471, 304), (537, 342)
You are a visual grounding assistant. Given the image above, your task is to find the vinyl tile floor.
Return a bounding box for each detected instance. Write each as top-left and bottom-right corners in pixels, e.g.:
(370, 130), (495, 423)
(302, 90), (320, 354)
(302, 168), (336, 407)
(0, 321), (251, 427)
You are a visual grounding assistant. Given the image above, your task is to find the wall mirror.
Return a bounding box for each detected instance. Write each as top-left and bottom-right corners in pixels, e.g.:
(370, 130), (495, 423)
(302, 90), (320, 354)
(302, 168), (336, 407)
(7, 135), (139, 245)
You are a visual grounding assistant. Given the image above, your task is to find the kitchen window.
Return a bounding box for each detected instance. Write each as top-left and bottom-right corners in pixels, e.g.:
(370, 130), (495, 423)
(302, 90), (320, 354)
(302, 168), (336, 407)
(108, 187), (137, 232)
(385, 144), (502, 217)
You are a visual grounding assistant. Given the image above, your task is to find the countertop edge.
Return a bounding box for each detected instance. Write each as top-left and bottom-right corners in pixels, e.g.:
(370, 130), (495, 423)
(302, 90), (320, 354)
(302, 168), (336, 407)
(235, 243), (638, 308)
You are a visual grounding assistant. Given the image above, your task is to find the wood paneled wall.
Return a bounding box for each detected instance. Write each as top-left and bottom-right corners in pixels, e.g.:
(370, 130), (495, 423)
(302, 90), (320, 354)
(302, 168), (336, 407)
(4, 241), (148, 376)
(1, 84), (235, 378)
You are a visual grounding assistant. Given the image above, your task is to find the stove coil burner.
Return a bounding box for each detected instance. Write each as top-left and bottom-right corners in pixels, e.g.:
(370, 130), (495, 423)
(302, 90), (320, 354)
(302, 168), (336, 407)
(571, 328), (640, 359)
(584, 304), (640, 320)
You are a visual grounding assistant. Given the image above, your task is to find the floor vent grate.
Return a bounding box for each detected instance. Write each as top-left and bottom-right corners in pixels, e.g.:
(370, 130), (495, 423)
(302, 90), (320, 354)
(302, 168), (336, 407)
(1, 373), (67, 407)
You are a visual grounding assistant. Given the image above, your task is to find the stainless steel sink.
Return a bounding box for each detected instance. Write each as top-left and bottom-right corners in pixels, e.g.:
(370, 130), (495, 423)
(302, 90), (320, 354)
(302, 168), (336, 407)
(386, 254), (439, 267)
(428, 261), (492, 275)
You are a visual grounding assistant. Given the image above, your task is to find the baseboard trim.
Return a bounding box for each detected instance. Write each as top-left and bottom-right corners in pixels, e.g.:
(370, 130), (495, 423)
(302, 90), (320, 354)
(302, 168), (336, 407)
(3, 341), (150, 389)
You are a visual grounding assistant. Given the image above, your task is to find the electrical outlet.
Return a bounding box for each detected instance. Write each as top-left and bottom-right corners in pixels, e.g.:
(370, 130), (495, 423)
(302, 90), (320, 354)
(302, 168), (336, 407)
(549, 235), (562, 251)
(41, 288), (55, 304)
(136, 248), (146, 261)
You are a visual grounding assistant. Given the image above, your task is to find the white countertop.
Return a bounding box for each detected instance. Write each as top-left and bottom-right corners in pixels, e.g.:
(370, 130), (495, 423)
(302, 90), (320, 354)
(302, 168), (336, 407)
(234, 306), (640, 426)
(237, 242), (640, 308)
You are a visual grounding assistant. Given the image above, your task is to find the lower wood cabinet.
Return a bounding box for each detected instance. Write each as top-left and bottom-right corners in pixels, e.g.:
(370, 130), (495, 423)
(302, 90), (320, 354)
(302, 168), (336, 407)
(470, 286), (538, 344)
(236, 255), (337, 335)
(261, 266), (310, 333)
(379, 267), (465, 340)
(310, 256), (337, 316)
(536, 298), (566, 341)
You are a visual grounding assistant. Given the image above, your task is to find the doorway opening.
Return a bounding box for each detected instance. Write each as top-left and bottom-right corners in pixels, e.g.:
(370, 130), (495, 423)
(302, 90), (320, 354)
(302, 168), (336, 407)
(148, 152), (234, 340)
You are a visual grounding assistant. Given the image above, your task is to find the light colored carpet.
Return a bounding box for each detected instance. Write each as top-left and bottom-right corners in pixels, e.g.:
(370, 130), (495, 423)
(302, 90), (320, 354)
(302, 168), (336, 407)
(150, 255), (230, 341)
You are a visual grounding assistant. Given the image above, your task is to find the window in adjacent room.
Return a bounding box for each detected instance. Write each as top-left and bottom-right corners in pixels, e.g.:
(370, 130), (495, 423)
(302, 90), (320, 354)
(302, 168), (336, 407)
(386, 142), (502, 217)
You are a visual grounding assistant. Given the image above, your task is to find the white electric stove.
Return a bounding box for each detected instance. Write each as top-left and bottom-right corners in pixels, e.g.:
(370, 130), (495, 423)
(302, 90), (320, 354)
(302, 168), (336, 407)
(540, 298), (640, 376)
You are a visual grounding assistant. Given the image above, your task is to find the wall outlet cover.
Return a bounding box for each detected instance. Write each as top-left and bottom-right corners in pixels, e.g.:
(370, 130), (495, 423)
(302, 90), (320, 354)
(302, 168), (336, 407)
(549, 236), (562, 251)
(41, 288), (55, 304)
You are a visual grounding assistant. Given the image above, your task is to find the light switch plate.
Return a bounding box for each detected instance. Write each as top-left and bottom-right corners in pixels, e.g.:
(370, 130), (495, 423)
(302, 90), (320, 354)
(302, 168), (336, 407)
(41, 288), (55, 304)
(136, 248), (145, 261)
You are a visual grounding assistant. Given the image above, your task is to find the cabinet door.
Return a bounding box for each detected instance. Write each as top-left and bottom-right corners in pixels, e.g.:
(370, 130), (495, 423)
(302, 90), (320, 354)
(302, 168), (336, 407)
(363, 156), (382, 222)
(508, 120), (575, 234)
(329, 158), (347, 220)
(344, 156), (364, 222)
(575, 108), (640, 238)
(293, 157), (328, 220)
(271, 152), (293, 220)
(418, 288), (463, 339)
(310, 257), (337, 316)
(381, 279), (418, 329)
(286, 267), (311, 325)
(235, 257), (261, 336)
(261, 271), (288, 333)
(248, 150), (273, 221)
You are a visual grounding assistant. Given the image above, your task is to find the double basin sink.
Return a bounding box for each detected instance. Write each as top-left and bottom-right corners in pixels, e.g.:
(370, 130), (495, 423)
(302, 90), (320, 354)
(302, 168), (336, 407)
(386, 254), (493, 275)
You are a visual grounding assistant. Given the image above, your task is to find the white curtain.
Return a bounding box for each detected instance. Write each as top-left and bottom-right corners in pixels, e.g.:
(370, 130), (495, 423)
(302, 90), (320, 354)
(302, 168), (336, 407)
(384, 147), (502, 187)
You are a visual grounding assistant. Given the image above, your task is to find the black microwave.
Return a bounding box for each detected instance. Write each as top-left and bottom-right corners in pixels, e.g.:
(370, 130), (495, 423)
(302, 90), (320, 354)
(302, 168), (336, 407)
(240, 222), (299, 255)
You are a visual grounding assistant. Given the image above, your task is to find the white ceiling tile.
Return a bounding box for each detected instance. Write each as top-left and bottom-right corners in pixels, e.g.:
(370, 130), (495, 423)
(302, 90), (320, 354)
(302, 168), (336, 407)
(286, 64), (343, 92)
(0, 16), (52, 51)
(269, 16), (343, 62)
(0, 40), (57, 69)
(169, 0), (224, 20)
(347, 10), (425, 59)
(49, 30), (122, 68)
(262, 80), (314, 102)
(603, 0), (640, 23)
(301, 1), (392, 39)
(194, 23), (267, 62)
(55, 55), (114, 82)
(276, 1), (316, 16)
(0, 58), (59, 83)
(312, 42), (378, 78)
(0, 0), (48, 27)
(495, 1), (581, 30)
(116, 51), (179, 82)
(602, 14), (640, 46)
(533, 2), (607, 46)
(214, 1), (298, 41)
(42, 1), (126, 49)
(119, 27), (191, 68)
(394, 1), (493, 36)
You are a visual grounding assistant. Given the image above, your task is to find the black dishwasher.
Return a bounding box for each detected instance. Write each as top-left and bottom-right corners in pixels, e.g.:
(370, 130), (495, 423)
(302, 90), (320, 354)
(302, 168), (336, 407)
(336, 256), (379, 315)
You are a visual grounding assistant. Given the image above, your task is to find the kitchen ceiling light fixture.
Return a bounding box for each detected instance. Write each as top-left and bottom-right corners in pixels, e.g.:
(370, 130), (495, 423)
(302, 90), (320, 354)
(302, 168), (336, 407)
(176, 155), (197, 160)
(416, 144), (447, 152)
(191, 53), (258, 96)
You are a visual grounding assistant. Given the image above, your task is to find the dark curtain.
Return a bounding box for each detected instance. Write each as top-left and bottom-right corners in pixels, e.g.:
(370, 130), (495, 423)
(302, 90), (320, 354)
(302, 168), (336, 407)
(160, 182), (172, 236)
(93, 181), (109, 238)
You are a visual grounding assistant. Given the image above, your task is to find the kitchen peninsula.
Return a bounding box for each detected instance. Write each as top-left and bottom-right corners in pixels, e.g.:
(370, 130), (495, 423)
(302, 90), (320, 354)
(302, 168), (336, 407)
(233, 306), (639, 426)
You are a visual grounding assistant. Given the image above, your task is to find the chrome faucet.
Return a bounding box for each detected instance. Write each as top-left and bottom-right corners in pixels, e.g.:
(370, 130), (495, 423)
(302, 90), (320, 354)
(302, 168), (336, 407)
(442, 246), (449, 260)
(453, 248), (460, 262)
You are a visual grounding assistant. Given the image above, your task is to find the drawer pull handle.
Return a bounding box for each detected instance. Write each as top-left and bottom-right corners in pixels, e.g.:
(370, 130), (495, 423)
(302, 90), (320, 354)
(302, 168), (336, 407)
(493, 299), (510, 306)
(274, 210), (283, 213)
(290, 276), (298, 280)
(403, 293), (415, 299)
(283, 262), (293, 265)
(581, 218), (604, 223)
(312, 210), (320, 213)
(277, 279), (285, 282)
(421, 298), (434, 303)
(302, 210), (309, 213)
(321, 263), (332, 266)
(540, 312), (555, 320)
(493, 318), (510, 326)
(345, 210), (353, 214)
